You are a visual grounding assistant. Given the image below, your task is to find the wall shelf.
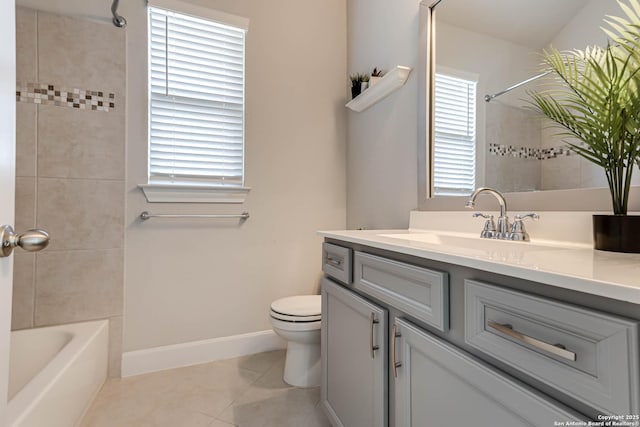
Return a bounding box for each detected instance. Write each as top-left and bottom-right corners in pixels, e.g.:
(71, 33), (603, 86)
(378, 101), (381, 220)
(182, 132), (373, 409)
(345, 65), (412, 112)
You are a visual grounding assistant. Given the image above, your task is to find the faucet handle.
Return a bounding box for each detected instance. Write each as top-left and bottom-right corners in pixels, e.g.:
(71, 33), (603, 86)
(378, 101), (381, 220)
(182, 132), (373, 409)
(510, 213), (539, 241)
(473, 213), (496, 239)
(514, 213), (540, 221)
(472, 212), (491, 219)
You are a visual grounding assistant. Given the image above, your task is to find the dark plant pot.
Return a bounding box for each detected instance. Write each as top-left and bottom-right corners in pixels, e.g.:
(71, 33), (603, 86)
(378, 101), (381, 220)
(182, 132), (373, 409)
(593, 215), (640, 253)
(351, 85), (361, 99)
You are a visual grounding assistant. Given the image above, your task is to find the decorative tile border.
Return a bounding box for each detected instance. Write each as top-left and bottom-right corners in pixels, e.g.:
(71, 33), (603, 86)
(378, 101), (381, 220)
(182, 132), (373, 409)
(16, 82), (115, 112)
(489, 143), (573, 160)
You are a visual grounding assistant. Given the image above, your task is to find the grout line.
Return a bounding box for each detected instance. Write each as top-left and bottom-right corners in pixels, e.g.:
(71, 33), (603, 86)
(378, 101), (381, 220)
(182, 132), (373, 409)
(35, 10), (39, 83)
(36, 247), (124, 254)
(211, 352), (286, 421)
(33, 314), (120, 330)
(31, 253), (37, 328)
(36, 176), (126, 182)
(235, 352), (284, 377)
(212, 418), (238, 427)
(32, 9), (39, 329)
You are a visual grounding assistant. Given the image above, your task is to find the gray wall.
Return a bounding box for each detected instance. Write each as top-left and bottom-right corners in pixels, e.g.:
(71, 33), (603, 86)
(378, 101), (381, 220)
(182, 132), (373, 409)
(346, 0), (422, 230)
(13, 7), (125, 376)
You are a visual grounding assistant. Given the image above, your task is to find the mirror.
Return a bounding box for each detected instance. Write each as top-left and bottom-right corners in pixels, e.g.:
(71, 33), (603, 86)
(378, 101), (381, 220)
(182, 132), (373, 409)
(425, 0), (640, 197)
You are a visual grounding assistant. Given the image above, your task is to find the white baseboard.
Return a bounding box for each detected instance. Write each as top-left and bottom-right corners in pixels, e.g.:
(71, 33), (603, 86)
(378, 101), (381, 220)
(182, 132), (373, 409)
(121, 330), (286, 377)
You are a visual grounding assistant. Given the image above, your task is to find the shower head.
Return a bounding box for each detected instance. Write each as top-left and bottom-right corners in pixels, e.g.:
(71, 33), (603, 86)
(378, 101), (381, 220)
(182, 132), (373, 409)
(111, 0), (127, 28)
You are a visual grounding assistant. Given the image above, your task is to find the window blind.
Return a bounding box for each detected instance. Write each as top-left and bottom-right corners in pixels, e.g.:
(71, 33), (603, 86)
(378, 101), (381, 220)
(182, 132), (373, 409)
(433, 73), (477, 196)
(149, 6), (246, 186)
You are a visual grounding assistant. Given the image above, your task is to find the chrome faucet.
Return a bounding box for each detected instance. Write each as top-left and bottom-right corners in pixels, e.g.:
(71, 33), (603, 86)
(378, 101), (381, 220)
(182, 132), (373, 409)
(466, 187), (510, 239)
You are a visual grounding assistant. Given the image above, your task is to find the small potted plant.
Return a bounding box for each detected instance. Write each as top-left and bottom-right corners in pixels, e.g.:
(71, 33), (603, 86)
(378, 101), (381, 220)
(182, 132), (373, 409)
(350, 73), (362, 99)
(528, 0), (640, 252)
(360, 74), (370, 92)
(370, 68), (384, 86)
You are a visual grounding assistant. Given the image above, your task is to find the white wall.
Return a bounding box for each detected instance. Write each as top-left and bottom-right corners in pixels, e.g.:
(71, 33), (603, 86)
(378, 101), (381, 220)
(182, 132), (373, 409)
(124, 0), (347, 351)
(551, 0), (622, 51)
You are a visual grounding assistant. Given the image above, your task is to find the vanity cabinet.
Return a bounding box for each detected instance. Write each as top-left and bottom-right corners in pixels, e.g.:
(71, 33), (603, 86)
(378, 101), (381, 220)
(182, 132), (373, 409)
(321, 277), (387, 427)
(393, 317), (582, 426)
(319, 243), (615, 427)
(465, 280), (640, 416)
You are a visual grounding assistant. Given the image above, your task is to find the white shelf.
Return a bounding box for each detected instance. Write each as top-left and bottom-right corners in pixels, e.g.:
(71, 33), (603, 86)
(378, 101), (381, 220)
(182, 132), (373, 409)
(345, 65), (412, 112)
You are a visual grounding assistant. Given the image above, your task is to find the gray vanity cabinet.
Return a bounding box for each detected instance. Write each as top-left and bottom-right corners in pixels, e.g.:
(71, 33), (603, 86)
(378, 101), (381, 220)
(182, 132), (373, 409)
(321, 277), (388, 427)
(393, 317), (584, 426)
(320, 244), (607, 427)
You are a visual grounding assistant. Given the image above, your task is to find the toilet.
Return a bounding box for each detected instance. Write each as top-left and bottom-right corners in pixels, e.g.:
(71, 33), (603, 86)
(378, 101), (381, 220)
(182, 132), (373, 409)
(270, 295), (322, 388)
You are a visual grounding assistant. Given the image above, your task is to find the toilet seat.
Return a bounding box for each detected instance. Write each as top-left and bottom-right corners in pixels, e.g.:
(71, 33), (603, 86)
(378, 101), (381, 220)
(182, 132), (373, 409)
(270, 295), (321, 323)
(269, 295), (322, 387)
(270, 311), (321, 322)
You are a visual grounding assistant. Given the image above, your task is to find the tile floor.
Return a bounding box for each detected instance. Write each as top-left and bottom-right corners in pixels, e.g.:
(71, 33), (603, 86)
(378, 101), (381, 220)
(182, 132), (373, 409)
(80, 350), (331, 427)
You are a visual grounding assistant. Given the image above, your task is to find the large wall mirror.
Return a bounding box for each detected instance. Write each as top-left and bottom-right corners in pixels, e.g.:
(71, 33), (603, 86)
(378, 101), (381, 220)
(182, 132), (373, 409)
(420, 0), (640, 204)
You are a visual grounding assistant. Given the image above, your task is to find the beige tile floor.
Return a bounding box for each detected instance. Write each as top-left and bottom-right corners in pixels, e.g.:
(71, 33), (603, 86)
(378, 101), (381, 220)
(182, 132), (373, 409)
(80, 350), (331, 427)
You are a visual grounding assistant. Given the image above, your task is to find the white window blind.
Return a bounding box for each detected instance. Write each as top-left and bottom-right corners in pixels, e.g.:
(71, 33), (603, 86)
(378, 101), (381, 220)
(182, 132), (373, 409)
(433, 73), (477, 196)
(149, 6), (246, 187)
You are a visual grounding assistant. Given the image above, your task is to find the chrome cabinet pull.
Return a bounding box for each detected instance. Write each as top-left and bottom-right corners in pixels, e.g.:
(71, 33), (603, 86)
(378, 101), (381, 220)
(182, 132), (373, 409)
(370, 313), (379, 359)
(488, 321), (576, 361)
(325, 255), (342, 267)
(0, 225), (50, 257)
(392, 324), (402, 377)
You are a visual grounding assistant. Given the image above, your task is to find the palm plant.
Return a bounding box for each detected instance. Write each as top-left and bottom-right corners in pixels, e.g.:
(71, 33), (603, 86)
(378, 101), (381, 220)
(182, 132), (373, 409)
(528, 0), (640, 215)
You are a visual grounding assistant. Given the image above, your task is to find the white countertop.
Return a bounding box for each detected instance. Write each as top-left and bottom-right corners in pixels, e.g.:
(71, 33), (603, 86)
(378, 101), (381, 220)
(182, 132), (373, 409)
(319, 228), (640, 305)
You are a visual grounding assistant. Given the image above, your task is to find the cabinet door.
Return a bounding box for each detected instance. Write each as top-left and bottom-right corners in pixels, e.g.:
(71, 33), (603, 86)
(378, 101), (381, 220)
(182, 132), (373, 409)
(393, 318), (585, 427)
(321, 278), (387, 427)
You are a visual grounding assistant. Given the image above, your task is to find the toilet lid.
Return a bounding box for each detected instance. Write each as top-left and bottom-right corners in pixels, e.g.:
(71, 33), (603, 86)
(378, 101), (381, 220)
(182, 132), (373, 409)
(271, 295), (321, 317)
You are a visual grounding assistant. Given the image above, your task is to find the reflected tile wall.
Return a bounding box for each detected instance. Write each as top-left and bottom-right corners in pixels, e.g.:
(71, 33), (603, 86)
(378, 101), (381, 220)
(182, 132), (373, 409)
(485, 102), (541, 192)
(13, 7), (125, 377)
(484, 102), (607, 192)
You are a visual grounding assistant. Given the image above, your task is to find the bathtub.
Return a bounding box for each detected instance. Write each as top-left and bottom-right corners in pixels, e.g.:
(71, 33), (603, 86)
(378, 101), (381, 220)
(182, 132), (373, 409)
(6, 320), (109, 427)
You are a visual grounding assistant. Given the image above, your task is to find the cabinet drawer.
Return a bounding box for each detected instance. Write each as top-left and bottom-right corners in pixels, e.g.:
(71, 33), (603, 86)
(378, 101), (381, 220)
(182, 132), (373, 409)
(465, 280), (640, 415)
(354, 251), (448, 331)
(322, 243), (352, 284)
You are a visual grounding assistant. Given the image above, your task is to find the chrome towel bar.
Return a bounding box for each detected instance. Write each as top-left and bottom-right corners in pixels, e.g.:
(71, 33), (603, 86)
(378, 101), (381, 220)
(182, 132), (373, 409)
(140, 211), (249, 221)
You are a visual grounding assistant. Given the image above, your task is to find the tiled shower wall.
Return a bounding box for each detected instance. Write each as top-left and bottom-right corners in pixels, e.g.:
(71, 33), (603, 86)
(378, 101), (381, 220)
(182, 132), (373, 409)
(13, 7), (125, 376)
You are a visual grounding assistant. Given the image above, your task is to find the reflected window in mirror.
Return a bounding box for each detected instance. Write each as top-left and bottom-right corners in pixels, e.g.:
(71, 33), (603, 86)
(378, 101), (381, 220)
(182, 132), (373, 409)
(434, 71), (477, 196)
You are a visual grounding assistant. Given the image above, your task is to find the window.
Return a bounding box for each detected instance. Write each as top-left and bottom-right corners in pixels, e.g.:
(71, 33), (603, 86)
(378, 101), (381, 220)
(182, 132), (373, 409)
(142, 1), (249, 203)
(433, 72), (477, 196)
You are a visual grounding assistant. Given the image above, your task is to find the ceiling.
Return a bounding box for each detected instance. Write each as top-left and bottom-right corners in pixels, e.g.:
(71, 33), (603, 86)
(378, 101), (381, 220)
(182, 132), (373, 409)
(436, 0), (590, 49)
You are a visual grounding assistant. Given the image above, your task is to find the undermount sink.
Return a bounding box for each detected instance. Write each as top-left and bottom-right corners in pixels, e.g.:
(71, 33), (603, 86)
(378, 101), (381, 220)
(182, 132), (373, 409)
(377, 232), (579, 254)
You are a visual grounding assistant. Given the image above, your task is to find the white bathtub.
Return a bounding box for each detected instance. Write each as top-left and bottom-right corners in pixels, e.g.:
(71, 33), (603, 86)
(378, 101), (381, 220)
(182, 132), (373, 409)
(6, 320), (109, 427)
